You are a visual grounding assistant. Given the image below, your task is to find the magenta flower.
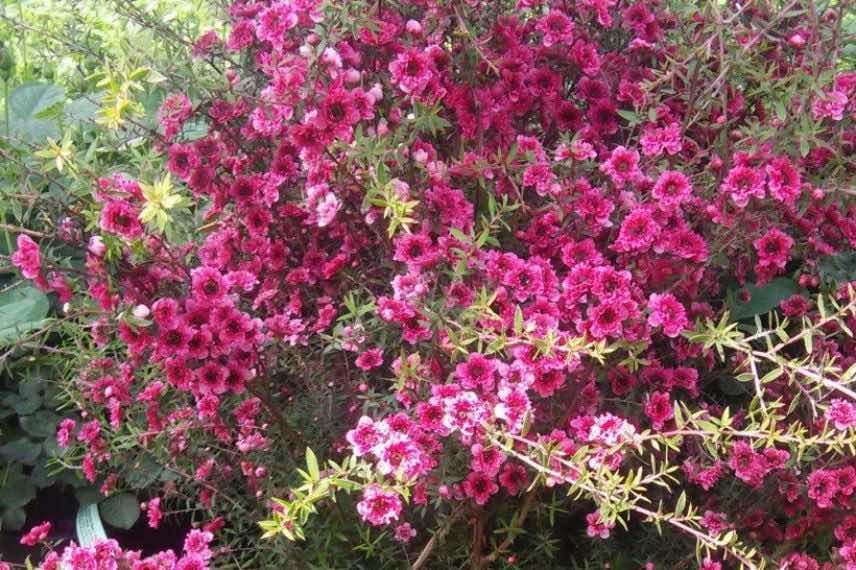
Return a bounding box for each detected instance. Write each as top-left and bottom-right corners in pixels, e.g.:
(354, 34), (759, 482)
(357, 485), (402, 526)
(355, 348), (384, 371)
(11, 234), (42, 280)
(100, 200), (143, 239)
(389, 48), (434, 96)
(647, 292), (688, 338)
(652, 170), (692, 207)
(600, 145), (642, 186)
(462, 471), (499, 505)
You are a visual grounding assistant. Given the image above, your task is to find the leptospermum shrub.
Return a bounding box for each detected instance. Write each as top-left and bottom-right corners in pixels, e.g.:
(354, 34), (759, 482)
(6, 0), (856, 568)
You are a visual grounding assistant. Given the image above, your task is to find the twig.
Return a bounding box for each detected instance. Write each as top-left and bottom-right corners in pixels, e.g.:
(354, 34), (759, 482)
(411, 504), (466, 570)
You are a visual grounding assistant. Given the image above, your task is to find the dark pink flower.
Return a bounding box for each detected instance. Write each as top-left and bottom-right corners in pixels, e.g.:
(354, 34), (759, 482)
(652, 170), (692, 207)
(600, 145), (642, 186)
(355, 348), (384, 371)
(389, 48), (434, 96)
(536, 10), (574, 47)
(826, 399), (856, 431)
(19, 521), (51, 546)
(462, 471), (499, 505)
(100, 200), (143, 239)
(357, 485), (402, 526)
(11, 234), (42, 280)
(647, 293), (688, 337)
(721, 165), (765, 208)
(644, 390), (673, 430)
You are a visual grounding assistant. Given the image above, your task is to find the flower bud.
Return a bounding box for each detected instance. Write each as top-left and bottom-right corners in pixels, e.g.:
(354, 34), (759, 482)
(406, 20), (422, 35)
(133, 304), (151, 318)
(88, 236), (106, 257)
(344, 68), (361, 84)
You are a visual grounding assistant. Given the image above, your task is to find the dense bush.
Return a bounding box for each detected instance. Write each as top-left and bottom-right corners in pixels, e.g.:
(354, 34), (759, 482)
(2, 0), (855, 568)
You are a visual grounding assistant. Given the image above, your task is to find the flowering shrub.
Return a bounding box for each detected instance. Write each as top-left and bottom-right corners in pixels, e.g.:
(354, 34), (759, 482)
(4, 0), (856, 568)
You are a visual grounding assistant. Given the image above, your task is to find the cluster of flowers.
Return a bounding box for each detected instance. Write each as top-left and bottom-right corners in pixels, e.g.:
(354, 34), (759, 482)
(9, 0), (856, 566)
(6, 528), (213, 570)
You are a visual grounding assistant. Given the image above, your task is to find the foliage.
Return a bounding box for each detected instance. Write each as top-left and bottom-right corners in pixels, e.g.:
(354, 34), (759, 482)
(1, 0), (855, 569)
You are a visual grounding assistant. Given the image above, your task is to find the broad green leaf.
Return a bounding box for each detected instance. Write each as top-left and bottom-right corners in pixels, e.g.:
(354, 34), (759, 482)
(819, 250), (856, 285)
(0, 286), (50, 343)
(126, 455), (163, 490)
(20, 410), (61, 438)
(1, 507), (27, 531)
(0, 437), (42, 465)
(0, 471), (37, 508)
(729, 278), (800, 321)
(5, 82), (65, 143)
(99, 493), (140, 530)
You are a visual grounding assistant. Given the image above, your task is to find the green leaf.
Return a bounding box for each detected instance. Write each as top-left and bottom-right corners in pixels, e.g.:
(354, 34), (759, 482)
(0, 437), (42, 465)
(3, 392), (41, 415)
(20, 410), (61, 439)
(729, 278), (799, 321)
(0, 472), (36, 509)
(75, 486), (103, 506)
(5, 82), (65, 143)
(0, 286), (51, 344)
(306, 448), (320, 481)
(616, 109), (639, 124)
(819, 250), (856, 285)
(65, 96), (101, 123)
(1, 507), (27, 531)
(99, 493), (140, 530)
(126, 455), (164, 490)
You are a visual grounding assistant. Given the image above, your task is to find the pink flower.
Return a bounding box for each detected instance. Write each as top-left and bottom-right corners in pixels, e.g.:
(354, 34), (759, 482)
(255, 2), (298, 49)
(315, 192), (341, 227)
(190, 267), (226, 305)
(766, 156), (801, 205)
(152, 297), (181, 329)
(196, 362), (229, 395)
(614, 207), (661, 252)
(721, 166), (765, 208)
(807, 469), (839, 508)
(462, 471), (499, 505)
(812, 90), (848, 121)
(394, 522), (417, 543)
(780, 294), (810, 317)
(470, 443), (505, 477)
(826, 399), (856, 431)
(641, 122), (682, 156)
(647, 293), (688, 337)
(455, 353), (498, 390)
(57, 418), (76, 448)
(11, 234), (42, 280)
(536, 10), (574, 47)
(587, 301), (628, 339)
(357, 485), (402, 526)
(644, 390), (673, 430)
(389, 48), (434, 96)
(585, 512), (614, 539)
(700, 511), (730, 536)
(20, 521), (51, 546)
(100, 200), (143, 239)
(652, 170), (692, 207)
(753, 229), (794, 280)
(600, 145), (642, 186)
(522, 162), (559, 196)
(355, 348), (384, 371)
(146, 497), (163, 529)
(393, 233), (439, 270)
(347, 416), (389, 456)
(498, 463), (529, 495)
